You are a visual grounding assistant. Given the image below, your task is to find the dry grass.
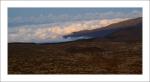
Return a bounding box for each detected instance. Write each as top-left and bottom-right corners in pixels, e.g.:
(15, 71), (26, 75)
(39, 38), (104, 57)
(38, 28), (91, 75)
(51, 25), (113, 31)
(8, 40), (142, 74)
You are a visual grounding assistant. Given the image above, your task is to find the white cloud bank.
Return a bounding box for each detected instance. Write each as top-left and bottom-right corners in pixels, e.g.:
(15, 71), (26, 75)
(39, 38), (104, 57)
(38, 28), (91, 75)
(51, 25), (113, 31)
(8, 18), (129, 43)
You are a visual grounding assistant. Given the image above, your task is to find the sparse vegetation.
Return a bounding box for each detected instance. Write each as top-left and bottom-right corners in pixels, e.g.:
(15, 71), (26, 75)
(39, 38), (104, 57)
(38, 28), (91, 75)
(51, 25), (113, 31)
(8, 40), (142, 74)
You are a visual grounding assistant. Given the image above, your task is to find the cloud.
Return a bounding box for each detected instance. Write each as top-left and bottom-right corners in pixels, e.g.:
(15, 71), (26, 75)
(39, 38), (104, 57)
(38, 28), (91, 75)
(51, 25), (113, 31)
(9, 10), (142, 27)
(8, 18), (128, 43)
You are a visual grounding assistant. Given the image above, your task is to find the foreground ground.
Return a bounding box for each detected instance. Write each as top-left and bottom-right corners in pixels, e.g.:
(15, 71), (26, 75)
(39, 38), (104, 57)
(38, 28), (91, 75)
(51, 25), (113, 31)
(8, 39), (142, 74)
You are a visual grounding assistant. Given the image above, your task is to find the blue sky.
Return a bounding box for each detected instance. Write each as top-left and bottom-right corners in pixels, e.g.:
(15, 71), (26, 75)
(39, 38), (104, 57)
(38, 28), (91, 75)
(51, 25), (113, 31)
(8, 8), (142, 27)
(8, 8), (142, 43)
(8, 8), (142, 17)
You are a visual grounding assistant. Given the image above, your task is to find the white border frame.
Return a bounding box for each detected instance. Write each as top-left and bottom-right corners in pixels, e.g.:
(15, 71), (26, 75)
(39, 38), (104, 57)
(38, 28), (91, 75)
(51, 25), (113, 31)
(0, 1), (150, 81)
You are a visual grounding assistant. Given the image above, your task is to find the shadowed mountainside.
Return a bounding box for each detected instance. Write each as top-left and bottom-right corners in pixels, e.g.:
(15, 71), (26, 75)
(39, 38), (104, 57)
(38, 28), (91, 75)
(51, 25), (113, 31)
(8, 17), (142, 74)
(64, 17), (142, 41)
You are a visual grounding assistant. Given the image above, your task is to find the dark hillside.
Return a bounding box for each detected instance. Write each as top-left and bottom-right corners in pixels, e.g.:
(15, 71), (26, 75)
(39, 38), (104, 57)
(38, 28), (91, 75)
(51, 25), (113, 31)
(64, 17), (142, 41)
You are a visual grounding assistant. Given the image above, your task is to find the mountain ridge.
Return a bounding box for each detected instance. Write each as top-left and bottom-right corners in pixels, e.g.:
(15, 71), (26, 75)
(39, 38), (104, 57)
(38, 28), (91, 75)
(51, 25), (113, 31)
(64, 17), (142, 42)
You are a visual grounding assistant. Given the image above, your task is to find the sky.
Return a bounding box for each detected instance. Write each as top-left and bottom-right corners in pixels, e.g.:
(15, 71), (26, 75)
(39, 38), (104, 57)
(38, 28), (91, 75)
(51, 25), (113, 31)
(8, 8), (142, 43)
